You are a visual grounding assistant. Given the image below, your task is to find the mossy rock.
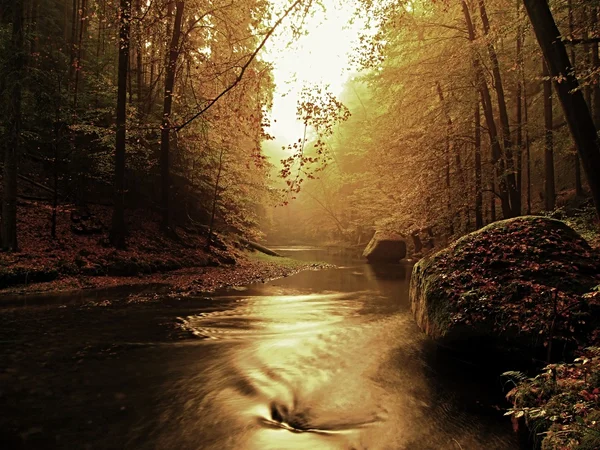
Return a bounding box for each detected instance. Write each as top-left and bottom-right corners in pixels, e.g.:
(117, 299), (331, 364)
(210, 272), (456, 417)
(410, 216), (600, 356)
(363, 231), (407, 263)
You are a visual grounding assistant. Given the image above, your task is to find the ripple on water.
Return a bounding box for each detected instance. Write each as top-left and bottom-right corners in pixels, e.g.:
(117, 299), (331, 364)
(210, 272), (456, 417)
(181, 292), (370, 340)
(139, 285), (519, 450)
(210, 317), (398, 450)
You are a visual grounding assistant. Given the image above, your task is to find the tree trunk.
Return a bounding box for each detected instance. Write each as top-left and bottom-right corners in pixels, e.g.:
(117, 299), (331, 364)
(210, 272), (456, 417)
(523, 0), (600, 219)
(52, 142), (58, 240)
(524, 77), (532, 215)
(73, 0), (87, 108)
(2, 0), (24, 251)
(207, 147), (224, 248)
(63, 0), (69, 43)
(135, 0), (143, 107)
(29, 0), (38, 60)
(462, 0), (511, 219)
(515, 0), (523, 211)
(110, 0), (132, 249)
(475, 100), (483, 229)
(51, 110), (61, 240)
(478, 0), (519, 216)
(147, 33), (157, 116)
(591, 7), (600, 129)
(568, 0), (583, 196)
(160, 1), (184, 232)
(68, 0), (79, 95)
(437, 82), (459, 234)
(543, 61), (556, 211)
(445, 138), (453, 235)
(583, 7), (592, 112)
(94, 0), (105, 106)
(490, 175), (497, 222)
(128, 50), (133, 105)
(411, 231), (423, 254)
(240, 238), (281, 257)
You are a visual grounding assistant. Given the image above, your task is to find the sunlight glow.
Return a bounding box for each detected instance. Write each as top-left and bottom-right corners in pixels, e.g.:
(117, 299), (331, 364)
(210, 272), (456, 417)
(263, 1), (364, 144)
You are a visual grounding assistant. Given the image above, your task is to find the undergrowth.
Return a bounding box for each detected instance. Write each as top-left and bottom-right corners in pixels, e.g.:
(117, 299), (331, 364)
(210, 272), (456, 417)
(504, 348), (600, 450)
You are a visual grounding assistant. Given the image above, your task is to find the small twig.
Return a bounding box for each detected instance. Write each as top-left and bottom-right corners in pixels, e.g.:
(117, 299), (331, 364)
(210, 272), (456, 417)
(453, 438), (464, 450)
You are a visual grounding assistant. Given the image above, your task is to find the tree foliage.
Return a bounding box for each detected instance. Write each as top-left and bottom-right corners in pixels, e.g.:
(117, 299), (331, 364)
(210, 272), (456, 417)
(269, 0), (600, 245)
(0, 0), (322, 248)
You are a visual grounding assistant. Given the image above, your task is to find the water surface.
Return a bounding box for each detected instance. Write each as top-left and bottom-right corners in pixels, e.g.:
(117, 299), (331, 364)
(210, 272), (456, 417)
(133, 247), (521, 449)
(1, 247), (523, 450)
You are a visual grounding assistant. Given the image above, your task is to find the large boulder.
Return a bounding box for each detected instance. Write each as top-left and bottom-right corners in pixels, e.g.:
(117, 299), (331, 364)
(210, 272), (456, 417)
(363, 231), (407, 263)
(410, 216), (600, 356)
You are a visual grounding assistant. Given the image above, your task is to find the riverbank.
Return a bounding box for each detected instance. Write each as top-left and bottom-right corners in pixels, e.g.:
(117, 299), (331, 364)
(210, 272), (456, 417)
(0, 250), (329, 299)
(0, 202), (329, 297)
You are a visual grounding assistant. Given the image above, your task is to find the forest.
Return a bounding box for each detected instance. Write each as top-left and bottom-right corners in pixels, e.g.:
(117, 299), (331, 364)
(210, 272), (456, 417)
(1, 0), (600, 449)
(269, 0), (600, 248)
(0, 0), (598, 259)
(0, 0), (292, 253)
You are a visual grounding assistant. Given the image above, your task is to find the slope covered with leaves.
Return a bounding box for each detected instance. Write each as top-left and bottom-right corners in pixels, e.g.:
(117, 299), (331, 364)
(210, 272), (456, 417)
(0, 201), (307, 293)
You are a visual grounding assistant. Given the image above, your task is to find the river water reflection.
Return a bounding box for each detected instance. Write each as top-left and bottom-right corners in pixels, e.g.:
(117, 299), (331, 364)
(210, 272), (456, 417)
(131, 247), (522, 450)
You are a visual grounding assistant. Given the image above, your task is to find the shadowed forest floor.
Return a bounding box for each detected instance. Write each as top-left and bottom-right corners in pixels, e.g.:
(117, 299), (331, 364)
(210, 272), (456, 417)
(0, 201), (325, 296)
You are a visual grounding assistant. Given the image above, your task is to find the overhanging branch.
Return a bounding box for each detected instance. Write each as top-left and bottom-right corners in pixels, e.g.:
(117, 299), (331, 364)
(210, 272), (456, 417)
(564, 37), (600, 45)
(175, 0), (305, 132)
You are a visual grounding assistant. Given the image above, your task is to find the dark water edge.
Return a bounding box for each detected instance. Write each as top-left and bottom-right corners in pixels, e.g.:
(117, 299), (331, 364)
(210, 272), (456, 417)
(0, 283), (171, 308)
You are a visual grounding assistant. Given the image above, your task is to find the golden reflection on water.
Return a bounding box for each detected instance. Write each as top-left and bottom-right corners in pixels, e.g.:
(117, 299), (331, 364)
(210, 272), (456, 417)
(184, 292), (363, 339)
(145, 279), (516, 450)
(177, 291), (413, 449)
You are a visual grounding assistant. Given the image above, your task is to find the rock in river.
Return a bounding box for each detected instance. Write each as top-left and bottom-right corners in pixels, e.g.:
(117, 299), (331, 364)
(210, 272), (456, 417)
(363, 231), (407, 263)
(410, 216), (600, 358)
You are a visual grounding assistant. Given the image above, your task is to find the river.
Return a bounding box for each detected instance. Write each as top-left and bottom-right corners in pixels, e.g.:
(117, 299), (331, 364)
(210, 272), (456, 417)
(1, 247), (525, 449)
